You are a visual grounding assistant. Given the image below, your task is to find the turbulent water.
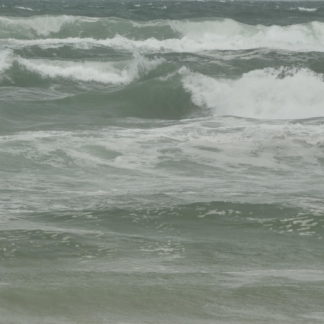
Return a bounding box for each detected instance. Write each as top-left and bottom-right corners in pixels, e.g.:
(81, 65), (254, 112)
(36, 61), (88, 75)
(1, 0), (324, 323)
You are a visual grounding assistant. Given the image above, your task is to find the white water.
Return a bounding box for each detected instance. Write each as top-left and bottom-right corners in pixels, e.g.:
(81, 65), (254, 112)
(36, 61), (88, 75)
(0, 50), (13, 75)
(0, 50), (163, 84)
(2, 4), (324, 324)
(296, 7), (318, 13)
(181, 67), (324, 119)
(2, 17), (324, 52)
(1, 117), (324, 213)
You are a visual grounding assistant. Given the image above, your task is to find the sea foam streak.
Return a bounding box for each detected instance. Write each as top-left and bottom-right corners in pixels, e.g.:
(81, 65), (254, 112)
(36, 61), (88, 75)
(181, 67), (324, 119)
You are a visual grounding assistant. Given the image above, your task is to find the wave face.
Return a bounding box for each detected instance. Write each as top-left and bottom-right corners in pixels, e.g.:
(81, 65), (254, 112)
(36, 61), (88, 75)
(182, 67), (324, 119)
(1, 1), (324, 323)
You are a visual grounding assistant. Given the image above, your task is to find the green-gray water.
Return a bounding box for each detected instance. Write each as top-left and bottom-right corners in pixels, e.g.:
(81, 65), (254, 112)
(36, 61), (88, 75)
(1, 1), (324, 323)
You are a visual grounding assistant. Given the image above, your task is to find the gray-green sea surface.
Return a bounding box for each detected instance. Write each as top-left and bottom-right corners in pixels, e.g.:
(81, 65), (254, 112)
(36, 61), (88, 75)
(1, 0), (324, 323)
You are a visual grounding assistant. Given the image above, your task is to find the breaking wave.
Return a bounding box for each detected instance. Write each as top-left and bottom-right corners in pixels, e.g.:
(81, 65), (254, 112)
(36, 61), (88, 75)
(181, 67), (324, 119)
(0, 50), (163, 84)
(0, 15), (174, 39)
(2, 16), (324, 52)
(296, 7), (318, 13)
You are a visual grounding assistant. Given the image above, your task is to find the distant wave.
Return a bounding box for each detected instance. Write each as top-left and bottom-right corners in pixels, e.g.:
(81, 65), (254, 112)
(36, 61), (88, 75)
(14, 6), (34, 11)
(0, 50), (163, 84)
(296, 7), (318, 13)
(0, 15), (171, 39)
(2, 17), (324, 52)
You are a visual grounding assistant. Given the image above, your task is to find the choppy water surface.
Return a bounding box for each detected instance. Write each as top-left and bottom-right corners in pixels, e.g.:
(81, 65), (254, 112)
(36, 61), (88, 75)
(1, 1), (324, 323)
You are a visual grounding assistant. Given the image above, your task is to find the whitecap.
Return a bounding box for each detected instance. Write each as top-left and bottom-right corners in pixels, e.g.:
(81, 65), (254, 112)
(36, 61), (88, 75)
(296, 7), (318, 13)
(0, 51), (163, 85)
(181, 67), (324, 119)
(14, 6), (34, 11)
(3, 18), (324, 52)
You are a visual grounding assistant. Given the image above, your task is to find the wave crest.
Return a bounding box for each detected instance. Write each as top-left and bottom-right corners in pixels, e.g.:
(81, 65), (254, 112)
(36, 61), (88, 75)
(181, 67), (324, 119)
(0, 50), (163, 85)
(2, 16), (324, 52)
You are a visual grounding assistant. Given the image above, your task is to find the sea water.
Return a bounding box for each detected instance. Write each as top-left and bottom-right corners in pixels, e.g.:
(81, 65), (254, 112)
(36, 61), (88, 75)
(0, 1), (324, 323)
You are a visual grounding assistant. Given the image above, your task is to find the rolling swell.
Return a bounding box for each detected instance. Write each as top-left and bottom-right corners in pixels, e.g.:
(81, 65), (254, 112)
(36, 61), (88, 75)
(1, 201), (322, 261)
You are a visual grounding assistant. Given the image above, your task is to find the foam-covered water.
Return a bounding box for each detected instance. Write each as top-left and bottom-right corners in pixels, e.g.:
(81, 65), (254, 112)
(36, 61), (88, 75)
(182, 67), (324, 118)
(1, 1), (324, 323)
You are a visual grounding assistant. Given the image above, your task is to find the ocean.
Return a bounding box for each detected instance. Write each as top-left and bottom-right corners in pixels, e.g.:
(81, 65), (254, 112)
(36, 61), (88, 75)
(0, 0), (324, 323)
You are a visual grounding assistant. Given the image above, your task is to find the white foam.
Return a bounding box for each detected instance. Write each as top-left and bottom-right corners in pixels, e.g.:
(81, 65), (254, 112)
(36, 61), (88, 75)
(297, 7), (318, 12)
(0, 48), (162, 84)
(3, 18), (324, 52)
(14, 6), (34, 11)
(170, 19), (324, 52)
(0, 50), (13, 75)
(1, 115), (324, 214)
(181, 67), (324, 119)
(14, 54), (163, 84)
